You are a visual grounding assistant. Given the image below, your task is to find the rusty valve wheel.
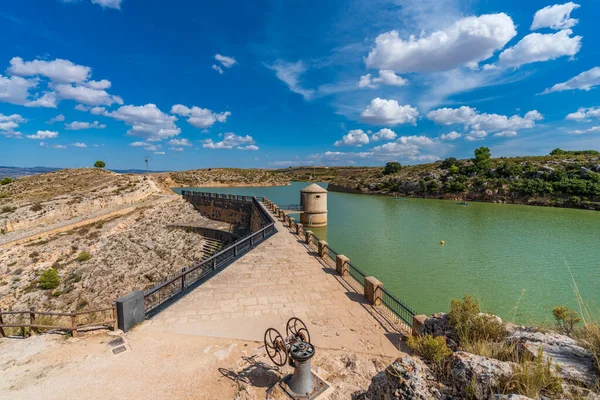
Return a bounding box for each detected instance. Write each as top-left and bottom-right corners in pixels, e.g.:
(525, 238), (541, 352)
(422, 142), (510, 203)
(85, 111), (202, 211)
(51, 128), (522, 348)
(264, 328), (288, 366)
(286, 317), (311, 344)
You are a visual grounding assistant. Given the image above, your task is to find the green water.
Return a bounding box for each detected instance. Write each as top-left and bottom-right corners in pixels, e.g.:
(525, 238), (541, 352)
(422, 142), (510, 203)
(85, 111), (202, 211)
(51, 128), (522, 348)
(175, 183), (600, 324)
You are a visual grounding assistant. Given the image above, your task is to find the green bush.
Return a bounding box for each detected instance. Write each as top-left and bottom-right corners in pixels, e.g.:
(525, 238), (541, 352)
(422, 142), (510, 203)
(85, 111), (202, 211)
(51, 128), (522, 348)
(76, 252), (92, 262)
(448, 295), (505, 345)
(440, 157), (458, 169)
(407, 334), (452, 368)
(383, 161), (402, 175)
(31, 202), (43, 212)
(93, 160), (106, 169)
(0, 177), (13, 185)
(552, 306), (581, 336)
(39, 268), (60, 290)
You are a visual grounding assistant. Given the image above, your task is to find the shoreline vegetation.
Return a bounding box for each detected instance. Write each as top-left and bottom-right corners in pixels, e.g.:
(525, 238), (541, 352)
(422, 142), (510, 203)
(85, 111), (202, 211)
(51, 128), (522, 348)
(275, 148), (600, 212)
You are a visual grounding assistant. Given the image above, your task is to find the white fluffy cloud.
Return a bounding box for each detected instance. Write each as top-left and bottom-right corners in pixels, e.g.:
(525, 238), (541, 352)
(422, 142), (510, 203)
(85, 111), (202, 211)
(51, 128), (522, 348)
(170, 104), (230, 129)
(63, 0), (122, 9)
(214, 54), (237, 68)
(65, 120), (106, 130)
(542, 67), (600, 94)
(361, 98), (419, 126)
(47, 114), (65, 124)
(440, 131), (462, 140)
(371, 135), (435, 158)
(498, 29), (581, 68)
(0, 74), (54, 108)
(212, 65), (224, 74)
(371, 128), (397, 141)
(27, 130), (58, 140)
(71, 142), (87, 148)
(203, 133), (258, 150)
(90, 0), (122, 9)
(168, 138), (192, 146)
(531, 2), (580, 31)
(366, 13), (516, 73)
(334, 129), (370, 147)
(427, 106), (542, 134)
(52, 83), (123, 106)
(8, 57), (90, 83)
(0, 113), (26, 138)
(267, 60), (314, 100)
(493, 130), (517, 138)
(358, 70), (408, 89)
(568, 126), (600, 135)
(465, 130), (488, 141)
(129, 141), (161, 151)
(106, 104), (181, 141)
(566, 107), (600, 121)
(3, 57), (122, 108)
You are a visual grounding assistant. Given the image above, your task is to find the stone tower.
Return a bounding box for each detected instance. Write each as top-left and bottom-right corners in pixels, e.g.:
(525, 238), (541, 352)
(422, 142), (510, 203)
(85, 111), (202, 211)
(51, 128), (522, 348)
(300, 183), (327, 227)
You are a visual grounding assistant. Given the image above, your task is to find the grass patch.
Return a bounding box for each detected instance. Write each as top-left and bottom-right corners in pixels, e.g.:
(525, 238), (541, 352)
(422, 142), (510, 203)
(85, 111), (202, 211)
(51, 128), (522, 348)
(30, 202), (43, 212)
(501, 348), (563, 398)
(552, 305), (582, 337)
(407, 334), (452, 370)
(76, 252), (92, 262)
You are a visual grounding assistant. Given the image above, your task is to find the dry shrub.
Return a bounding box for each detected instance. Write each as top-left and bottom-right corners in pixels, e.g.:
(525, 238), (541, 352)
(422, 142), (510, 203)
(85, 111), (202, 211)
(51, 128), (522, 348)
(407, 334), (452, 369)
(449, 295), (506, 346)
(501, 347), (563, 398)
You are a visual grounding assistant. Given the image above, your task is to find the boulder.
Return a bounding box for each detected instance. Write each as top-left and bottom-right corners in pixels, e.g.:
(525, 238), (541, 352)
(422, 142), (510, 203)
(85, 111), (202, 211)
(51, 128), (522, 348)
(493, 395), (533, 400)
(423, 313), (457, 345)
(450, 351), (514, 400)
(594, 164), (600, 173)
(581, 167), (593, 178)
(353, 356), (447, 400)
(541, 166), (555, 173)
(509, 328), (597, 387)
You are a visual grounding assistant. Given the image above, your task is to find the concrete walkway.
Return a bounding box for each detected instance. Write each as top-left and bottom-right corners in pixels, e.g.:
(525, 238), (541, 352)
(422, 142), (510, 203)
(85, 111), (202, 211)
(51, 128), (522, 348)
(142, 204), (402, 357)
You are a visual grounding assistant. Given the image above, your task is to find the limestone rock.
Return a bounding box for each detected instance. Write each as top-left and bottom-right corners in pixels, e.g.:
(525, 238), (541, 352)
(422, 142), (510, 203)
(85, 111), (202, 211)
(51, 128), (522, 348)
(353, 356), (447, 400)
(493, 395), (533, 400)
(509, 328), (597, 387)
(450, 351), (514, 400)
(423, 313), (457, 345)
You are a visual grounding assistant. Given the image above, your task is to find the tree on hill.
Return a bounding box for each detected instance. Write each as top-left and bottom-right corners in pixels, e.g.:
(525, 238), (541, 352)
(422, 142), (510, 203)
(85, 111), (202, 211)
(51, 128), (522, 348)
(93, 160), (106, 169)
(550, 148), (566, 156)
(383, 161), (402, 175)
(472, 147), (491, 172)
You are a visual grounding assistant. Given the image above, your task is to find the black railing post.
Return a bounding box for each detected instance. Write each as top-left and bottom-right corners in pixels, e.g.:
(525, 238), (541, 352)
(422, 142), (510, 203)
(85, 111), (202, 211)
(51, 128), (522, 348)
(213, 258), (217, 271)
(250, 235), (254, 247)
(234, 244), (237, 257)
(181, 267), (186, 291)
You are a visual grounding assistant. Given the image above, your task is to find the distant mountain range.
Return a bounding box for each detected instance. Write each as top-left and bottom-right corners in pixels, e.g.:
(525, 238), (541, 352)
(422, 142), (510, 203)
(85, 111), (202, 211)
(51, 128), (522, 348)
(0, 166), (168, 179)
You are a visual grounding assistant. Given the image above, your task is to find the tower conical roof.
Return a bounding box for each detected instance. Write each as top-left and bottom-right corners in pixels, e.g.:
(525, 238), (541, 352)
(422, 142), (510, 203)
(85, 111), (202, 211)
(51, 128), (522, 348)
(301, 183), (327, 193)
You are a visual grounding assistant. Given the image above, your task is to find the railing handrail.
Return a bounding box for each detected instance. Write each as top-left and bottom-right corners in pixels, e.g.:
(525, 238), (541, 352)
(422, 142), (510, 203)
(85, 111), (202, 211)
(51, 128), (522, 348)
(272, 198), (416, 327)
(0, 307), (114, 317)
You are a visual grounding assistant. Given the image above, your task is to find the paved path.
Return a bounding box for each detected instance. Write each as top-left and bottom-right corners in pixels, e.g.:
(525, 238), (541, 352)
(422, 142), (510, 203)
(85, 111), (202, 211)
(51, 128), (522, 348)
(143, 204), (402, 357)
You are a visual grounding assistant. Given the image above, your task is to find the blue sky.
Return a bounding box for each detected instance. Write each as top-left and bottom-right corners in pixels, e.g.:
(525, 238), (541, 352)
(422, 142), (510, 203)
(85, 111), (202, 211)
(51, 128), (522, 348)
(0, 0), (599, 170)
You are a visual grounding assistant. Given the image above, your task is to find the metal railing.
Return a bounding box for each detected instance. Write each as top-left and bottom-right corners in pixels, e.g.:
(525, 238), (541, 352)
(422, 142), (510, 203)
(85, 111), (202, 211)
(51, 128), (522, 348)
(377, 287), (416, 327)
(143, 195), (275, 314)
(277, 204), (303, 211)
(275, 202), (415, 328)
(347, 262), (366, 286)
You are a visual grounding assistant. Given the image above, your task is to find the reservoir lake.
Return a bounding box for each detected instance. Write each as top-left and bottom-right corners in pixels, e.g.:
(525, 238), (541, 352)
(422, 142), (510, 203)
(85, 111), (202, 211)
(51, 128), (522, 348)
(175, 183), (600, 324)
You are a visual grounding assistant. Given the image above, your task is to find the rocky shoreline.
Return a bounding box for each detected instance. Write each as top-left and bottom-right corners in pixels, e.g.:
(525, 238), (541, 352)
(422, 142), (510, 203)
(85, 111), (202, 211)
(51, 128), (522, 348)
(354, 304), (600, 399)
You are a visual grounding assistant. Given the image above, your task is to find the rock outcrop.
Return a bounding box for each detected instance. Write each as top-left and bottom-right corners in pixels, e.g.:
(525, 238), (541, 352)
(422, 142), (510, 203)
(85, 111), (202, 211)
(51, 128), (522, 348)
(509, 328), (597, 387)
(354, 356), (448, 400)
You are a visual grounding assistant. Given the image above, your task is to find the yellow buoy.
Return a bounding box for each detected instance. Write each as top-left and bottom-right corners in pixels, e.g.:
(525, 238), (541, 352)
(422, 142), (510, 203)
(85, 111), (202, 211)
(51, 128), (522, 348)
(440, 240), (445, 245)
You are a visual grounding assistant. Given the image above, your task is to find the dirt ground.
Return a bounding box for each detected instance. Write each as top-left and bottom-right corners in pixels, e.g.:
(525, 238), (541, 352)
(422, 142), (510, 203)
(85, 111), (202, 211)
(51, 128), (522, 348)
(0, 328), (392, 400)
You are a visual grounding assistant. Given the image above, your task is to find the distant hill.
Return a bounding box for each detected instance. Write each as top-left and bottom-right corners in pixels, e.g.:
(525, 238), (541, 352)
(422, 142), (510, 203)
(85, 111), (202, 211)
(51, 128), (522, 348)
(0, 166), (168, 179)
(0, 166), (61, 179)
